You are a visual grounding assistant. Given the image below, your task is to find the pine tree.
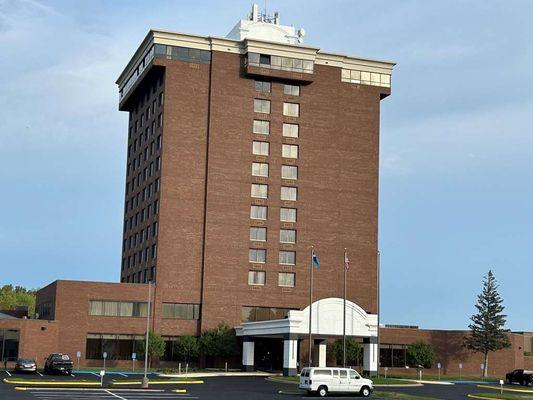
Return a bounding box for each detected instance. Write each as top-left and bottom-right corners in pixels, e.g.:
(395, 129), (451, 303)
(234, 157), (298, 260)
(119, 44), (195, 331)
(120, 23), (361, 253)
(464, 270), (511, 377)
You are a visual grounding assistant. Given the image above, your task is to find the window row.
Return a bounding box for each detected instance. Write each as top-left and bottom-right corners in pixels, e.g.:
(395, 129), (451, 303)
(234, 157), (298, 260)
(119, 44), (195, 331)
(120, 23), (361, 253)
(123, 244), (158, 269)
(253, 120), (299, 138)
(128, 155), (160, 179)
(252, 163), (298, 180)
(124, 199), (159, 231)
(161, 303), (200, 320)
(127, 137), (162, 177)
(248, 271), (295, 287)
(154, 44), (211, 64)
(253, 142), (298, 158)
(251, 184), (297, 201)
(341, 69), (391, 88)
(249, 249), (296, 265)
(89, 300), (148, 317)
(247, 52), (314, 74)
(241, 306), (295, 322)
(123, 221), (158, 251)
(250, 206), (297, 222)
(123, 266), (156, 284)
(249, 227), (296, 243)
(254, 99), (300, 117)
(255, 81), (300, 96)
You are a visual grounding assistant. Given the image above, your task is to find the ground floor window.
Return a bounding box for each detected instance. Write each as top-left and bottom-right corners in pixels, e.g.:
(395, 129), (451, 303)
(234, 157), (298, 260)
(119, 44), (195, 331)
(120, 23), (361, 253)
(0, 329), (19, 361)
(379, 343), (407, 367)
(86, 333), (144, 360)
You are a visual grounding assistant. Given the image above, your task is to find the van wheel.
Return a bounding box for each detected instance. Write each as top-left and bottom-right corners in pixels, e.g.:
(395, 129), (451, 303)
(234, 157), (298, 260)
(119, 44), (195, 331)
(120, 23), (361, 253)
(360, 386), (371, 397)
(317, 386), (328, 397)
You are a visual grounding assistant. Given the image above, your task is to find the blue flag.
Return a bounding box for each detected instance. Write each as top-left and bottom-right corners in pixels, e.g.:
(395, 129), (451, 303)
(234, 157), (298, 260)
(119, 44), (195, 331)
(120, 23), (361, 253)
(312, 250), (319, 268)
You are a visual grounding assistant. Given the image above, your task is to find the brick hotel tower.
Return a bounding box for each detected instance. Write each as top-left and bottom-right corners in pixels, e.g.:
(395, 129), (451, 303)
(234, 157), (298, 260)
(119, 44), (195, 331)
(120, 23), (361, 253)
(116, 3), (393, 342)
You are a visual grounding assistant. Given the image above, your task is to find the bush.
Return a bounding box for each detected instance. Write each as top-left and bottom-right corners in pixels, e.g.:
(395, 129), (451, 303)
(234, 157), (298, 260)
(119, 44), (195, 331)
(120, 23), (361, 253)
(136, 331), (166, 366)
(173, 335), (199, 363)
(332, 338), (362, 366)
(199, 322), (238, 361)
(406, 341), (434, 368)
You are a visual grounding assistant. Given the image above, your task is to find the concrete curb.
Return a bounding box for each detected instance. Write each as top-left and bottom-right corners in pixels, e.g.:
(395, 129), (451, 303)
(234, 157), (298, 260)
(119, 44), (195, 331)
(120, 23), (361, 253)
(159, 371), (275, 378)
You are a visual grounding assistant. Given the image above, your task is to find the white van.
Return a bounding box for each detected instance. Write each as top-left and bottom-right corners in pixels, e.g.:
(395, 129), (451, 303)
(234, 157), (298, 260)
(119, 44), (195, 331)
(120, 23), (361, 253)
(299, 367), (373, 397)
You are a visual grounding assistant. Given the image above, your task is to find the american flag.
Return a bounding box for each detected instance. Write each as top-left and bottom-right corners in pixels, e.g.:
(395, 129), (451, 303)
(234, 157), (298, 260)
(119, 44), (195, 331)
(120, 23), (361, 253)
(344, 251), (350, 271)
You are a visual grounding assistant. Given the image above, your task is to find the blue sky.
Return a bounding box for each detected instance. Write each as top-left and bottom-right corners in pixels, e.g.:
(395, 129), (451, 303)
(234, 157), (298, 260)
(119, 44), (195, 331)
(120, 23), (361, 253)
(0, 0), (531, 330)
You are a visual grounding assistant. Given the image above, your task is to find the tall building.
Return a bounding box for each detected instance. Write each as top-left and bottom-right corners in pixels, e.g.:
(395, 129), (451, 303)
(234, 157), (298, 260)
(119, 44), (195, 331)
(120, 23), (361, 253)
(117, 4), (392, 337)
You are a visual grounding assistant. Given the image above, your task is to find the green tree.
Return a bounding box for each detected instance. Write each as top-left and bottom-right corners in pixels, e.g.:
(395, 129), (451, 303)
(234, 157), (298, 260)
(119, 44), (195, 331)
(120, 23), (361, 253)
(464, 270), (511, 377)
(173, 335), (199, 363)
(407, 341), (434, 368)
(0, 285), (36, 315)
(332, 339), (362, 366)
(199, 322), (239, 362)
(137, 331), (166, 367)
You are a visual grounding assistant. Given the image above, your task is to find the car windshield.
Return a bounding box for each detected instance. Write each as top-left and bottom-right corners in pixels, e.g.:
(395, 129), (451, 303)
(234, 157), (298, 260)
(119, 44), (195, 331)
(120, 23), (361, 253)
(18, 359), (34, 363)
(52, 355), (70, 361)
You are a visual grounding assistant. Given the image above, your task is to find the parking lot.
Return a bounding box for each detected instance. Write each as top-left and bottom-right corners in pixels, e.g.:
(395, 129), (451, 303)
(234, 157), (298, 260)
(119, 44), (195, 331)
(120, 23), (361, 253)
(2, 370), (532, 400)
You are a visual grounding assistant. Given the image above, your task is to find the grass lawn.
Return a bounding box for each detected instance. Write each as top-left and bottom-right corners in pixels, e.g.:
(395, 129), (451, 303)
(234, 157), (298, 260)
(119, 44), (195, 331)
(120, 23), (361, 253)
(388, 373), (499, 382)
(473, 393), (528, 400)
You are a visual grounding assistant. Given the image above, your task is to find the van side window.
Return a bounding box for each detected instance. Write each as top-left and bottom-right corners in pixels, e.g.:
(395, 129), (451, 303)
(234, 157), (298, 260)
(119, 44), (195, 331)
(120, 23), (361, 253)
(350, 370), (358, 379)
(314, 369), (332, 376)
(340, 370), (348, 378)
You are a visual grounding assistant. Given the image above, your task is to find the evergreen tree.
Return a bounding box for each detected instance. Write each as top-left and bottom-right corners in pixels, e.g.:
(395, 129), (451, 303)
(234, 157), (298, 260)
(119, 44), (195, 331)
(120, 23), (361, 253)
(332, 338), (362, 366)
(199, 322), (239, 363)
(464, 270), (511, 377)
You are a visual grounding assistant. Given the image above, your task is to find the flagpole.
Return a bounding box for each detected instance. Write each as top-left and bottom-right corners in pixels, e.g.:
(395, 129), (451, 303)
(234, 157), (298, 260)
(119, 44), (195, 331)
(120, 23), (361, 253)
(308, 246), (314, 367)
(343, 249), (347, 368)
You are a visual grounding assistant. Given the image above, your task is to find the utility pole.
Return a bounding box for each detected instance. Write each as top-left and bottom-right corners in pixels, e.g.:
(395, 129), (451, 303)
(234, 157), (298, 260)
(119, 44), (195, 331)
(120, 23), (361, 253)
(308, 247), (314, 367)
(142, 281), (152, 388)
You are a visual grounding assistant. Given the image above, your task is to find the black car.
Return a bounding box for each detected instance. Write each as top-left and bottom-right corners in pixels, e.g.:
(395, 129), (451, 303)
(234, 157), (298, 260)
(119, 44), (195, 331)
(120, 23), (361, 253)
(14, 358), (37, 373)
(43, 353), (73, 375)
(506, 369), (533, 386)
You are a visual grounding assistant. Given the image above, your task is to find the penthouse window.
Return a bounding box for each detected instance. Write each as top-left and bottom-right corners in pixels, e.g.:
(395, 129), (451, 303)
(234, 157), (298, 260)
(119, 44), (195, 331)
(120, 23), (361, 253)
(253, 120), (270, 135)
(252, 162), (269, 177)
(278, 272), (296, 287)
(249, 249), (266, 263)
(279, 251), (296, 265)
(250, 205), (267, 220)
(162, 303), (200, 320)
(251, 184), (268, 199)
(282, 165), (298, 180)
(284, 85), (300, 96)
(88, 300), (147, 317)
(253, 141), (269, 156)
(255, 81), (271, 93)
(246, 52), (314, 74)
(248, 270), (266, 286)
(282, 144), (298, 159)
(280, 207), (297, 222)
(254, 99), (271, 114)
(282, 123), (299, 138)
(280, 229), (296, 244)
(283, 102), (299, 117)
(281, 186), (297, 201)
(250, 227), (267, 242)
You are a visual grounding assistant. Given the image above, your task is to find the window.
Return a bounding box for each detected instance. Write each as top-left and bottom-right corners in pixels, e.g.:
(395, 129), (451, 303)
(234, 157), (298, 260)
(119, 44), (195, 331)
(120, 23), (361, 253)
(249, 249), (266, 263)
(88, 301), (147, 317)
(250, 227), (267, 242)
(252, 162), (269, 177)
(280, 229), (296, 243)
(283, 102), (299, 117)
(278, 272), (295, 287)
(255, 81), (271, 93)
(253, 120), (270, 135)
(248, 270), (266, 286)
(253, 141), (269, 156)
(251, 184), (268, 198)
(282, 144), (298, 159)
(158, 113), (163, 127)
(282, 123), (299, 138)
(279, 251), (296, 265)
(254, 99), (271, 114)
(280, 207), (297, 222)
(259, 54), (271, 66)
(282, 165), (298, 180)
(162, 303), (200, 319)
(284, 85), (300, 96)
(241, 306), (294, 322)
(281, 186), (297, 201)
(250, 205), (267, 220)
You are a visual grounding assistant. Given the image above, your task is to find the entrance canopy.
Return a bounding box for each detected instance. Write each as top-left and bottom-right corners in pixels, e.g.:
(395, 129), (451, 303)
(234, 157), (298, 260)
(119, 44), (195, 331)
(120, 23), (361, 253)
(235, 297), (378, 338)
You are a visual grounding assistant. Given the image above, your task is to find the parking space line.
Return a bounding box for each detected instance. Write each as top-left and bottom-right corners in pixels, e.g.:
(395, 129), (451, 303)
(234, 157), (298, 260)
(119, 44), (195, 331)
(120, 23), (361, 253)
(5, 370), (12, 376)
(105, 390), (128, 400)
(37, 371), (44, 376)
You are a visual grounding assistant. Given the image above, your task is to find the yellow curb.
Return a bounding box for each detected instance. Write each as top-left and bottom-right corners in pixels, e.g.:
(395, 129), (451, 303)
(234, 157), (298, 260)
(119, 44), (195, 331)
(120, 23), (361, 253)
(477, 384), (533, 393)
(468, 395), (503, 400)
(173, 389), (187, 393)
(15, 387), (27, 391)
(111, 380), (203, 386)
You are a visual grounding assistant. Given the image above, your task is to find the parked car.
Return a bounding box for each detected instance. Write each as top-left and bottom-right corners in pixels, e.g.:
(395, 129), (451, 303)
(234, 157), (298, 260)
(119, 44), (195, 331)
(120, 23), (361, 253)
(299, 367), (373, 397)
(506, 369), (533, 386)
(14, 358), (37, 373)
(43, 354), (73, 375)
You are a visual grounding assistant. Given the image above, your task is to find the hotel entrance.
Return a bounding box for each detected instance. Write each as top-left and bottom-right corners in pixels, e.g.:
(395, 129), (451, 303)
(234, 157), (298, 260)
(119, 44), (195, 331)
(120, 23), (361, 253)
(254, 337), (284, 372)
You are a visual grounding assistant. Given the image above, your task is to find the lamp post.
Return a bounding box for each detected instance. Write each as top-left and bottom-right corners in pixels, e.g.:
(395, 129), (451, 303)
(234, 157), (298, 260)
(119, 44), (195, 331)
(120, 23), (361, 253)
(141, 281), (152, 388)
